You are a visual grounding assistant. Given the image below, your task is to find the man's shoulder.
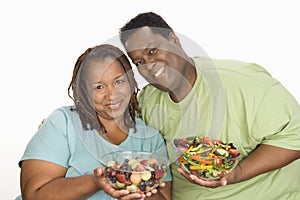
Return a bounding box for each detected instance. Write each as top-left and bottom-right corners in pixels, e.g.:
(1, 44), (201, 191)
(193, 56), (273, 82)
(138, 84), (163, 103)
(193, 56), (269, 73)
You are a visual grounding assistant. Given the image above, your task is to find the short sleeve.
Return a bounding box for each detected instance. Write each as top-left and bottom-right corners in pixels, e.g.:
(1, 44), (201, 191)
(19, 108), (71, 168)
(252, 83), (300, 150)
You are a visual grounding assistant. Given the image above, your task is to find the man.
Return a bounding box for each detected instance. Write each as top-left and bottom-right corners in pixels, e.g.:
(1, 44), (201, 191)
(119, 12), (300, 199)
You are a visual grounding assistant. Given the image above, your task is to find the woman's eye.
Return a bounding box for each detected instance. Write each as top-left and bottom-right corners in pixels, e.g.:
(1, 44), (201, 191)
(115, 79), (125, 85)
(95, 85), (104, 90)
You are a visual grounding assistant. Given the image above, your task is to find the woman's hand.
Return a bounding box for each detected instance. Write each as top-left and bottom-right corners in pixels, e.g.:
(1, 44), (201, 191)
(94, 167), (147, 200)
(142, 181), (171, 200)
(94, 167), (171, 200)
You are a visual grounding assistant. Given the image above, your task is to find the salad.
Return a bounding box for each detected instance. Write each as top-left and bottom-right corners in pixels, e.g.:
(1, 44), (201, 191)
(173, 136), (240, 180)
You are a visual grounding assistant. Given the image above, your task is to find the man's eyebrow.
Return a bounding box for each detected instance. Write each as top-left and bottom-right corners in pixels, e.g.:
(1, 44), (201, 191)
(139, 43), (156, 55)
(130, 43), (156, 63)
(145, 42), (155, 50)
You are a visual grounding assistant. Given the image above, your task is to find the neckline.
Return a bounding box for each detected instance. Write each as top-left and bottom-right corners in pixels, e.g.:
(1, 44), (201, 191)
(166, 58), (204, 107)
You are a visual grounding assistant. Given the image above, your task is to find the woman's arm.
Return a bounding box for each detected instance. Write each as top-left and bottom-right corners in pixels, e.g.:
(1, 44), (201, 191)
(21, 159), (99, 200)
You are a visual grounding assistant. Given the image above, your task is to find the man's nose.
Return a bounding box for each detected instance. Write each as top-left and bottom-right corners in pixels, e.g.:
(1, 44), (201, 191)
(143, 57), (155, 70)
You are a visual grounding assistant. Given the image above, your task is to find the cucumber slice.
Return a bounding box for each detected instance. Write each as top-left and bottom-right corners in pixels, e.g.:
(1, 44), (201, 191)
(215, 149), (228, 157)
(191, 144), (203, 152)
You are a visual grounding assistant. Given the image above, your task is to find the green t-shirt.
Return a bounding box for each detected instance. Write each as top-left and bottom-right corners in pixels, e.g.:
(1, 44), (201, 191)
(138, 57), (300, 200)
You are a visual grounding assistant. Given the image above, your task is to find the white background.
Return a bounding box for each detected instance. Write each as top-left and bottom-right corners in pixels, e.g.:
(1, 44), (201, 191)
(1, 0), (299, 199)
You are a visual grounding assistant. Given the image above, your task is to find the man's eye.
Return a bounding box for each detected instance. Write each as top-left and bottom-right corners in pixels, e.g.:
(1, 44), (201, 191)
(135, 61), (142, 66)
(149, 48), (156, 55)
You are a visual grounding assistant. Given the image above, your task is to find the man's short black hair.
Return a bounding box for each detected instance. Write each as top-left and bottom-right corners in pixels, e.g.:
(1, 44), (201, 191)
(119, 12), (174, 47)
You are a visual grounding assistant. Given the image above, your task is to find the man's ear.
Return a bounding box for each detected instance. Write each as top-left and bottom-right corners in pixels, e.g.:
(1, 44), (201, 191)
(169, 32), (181, 46)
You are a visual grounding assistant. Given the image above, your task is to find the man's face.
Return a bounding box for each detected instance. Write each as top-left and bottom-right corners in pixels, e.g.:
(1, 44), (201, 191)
(124, 27), (188, 92)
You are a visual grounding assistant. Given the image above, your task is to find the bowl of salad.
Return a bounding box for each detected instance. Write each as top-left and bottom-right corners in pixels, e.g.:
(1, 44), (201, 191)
(100, 151), (170, 193)
(173, 136), (240, 180)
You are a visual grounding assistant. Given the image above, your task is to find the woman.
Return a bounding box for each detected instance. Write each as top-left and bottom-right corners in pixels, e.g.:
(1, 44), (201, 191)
(17, 44), (171, 200)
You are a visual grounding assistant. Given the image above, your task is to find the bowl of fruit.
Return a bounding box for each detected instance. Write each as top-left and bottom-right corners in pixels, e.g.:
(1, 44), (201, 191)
(173, 136), (240, 180)
(100, 151), (170, 193)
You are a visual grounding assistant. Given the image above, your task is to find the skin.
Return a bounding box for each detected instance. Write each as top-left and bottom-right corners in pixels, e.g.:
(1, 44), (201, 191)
(88, 59), (132, 122)
(94, 168), (172, 200)
(87, 59), (132, 144)
(125, 27), (196, 103)
(178, 144), (300, 188)
(124, 26), (300, 188)
(20, 58), (171, 199)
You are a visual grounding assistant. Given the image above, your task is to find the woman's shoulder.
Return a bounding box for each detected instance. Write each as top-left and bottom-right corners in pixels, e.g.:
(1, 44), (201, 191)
(49, 106), (75, 118)
(134, 118), (160, 136)
(40, 106), (76, 128)
(135, 117), (145, 125)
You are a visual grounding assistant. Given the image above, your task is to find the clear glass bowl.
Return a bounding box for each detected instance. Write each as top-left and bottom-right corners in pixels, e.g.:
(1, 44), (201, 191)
(100, 151), (170, 193)
(173, 136), (240, 180)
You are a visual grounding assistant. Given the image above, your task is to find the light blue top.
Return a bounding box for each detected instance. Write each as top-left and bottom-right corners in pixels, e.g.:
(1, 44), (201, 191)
(17, 106), (171, 200)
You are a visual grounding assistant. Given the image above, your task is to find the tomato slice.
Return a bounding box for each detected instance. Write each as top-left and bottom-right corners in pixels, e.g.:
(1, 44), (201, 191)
(214, 157), (223, 167)
(229, 149), (240, 157)
(202, 137), (213, 144)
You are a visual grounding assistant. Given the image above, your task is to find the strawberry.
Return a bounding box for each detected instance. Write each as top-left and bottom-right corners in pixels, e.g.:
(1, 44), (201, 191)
(136, 164), (146, 171)
(140, 159), (148, 166)
(154, 169), (164, 179)
(116, 174), (126, 183)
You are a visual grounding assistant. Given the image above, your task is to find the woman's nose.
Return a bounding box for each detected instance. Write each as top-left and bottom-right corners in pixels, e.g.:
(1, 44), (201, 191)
(105, 87), (117, 100)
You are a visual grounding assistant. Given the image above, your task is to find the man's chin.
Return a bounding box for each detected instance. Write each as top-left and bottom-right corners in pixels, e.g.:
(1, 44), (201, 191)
(152, 83), (171, 92)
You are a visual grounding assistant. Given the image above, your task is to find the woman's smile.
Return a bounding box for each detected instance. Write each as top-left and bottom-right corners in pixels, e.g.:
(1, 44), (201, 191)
(105, 100), (123, 110)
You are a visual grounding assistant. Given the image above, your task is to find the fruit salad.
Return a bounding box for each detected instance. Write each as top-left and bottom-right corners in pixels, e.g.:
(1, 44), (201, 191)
(173, 136), (240, 180)
(102, 155), (168, 193)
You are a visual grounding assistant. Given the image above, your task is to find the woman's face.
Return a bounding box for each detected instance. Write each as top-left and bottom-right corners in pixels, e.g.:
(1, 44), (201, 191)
(86, 58), (132, 122)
